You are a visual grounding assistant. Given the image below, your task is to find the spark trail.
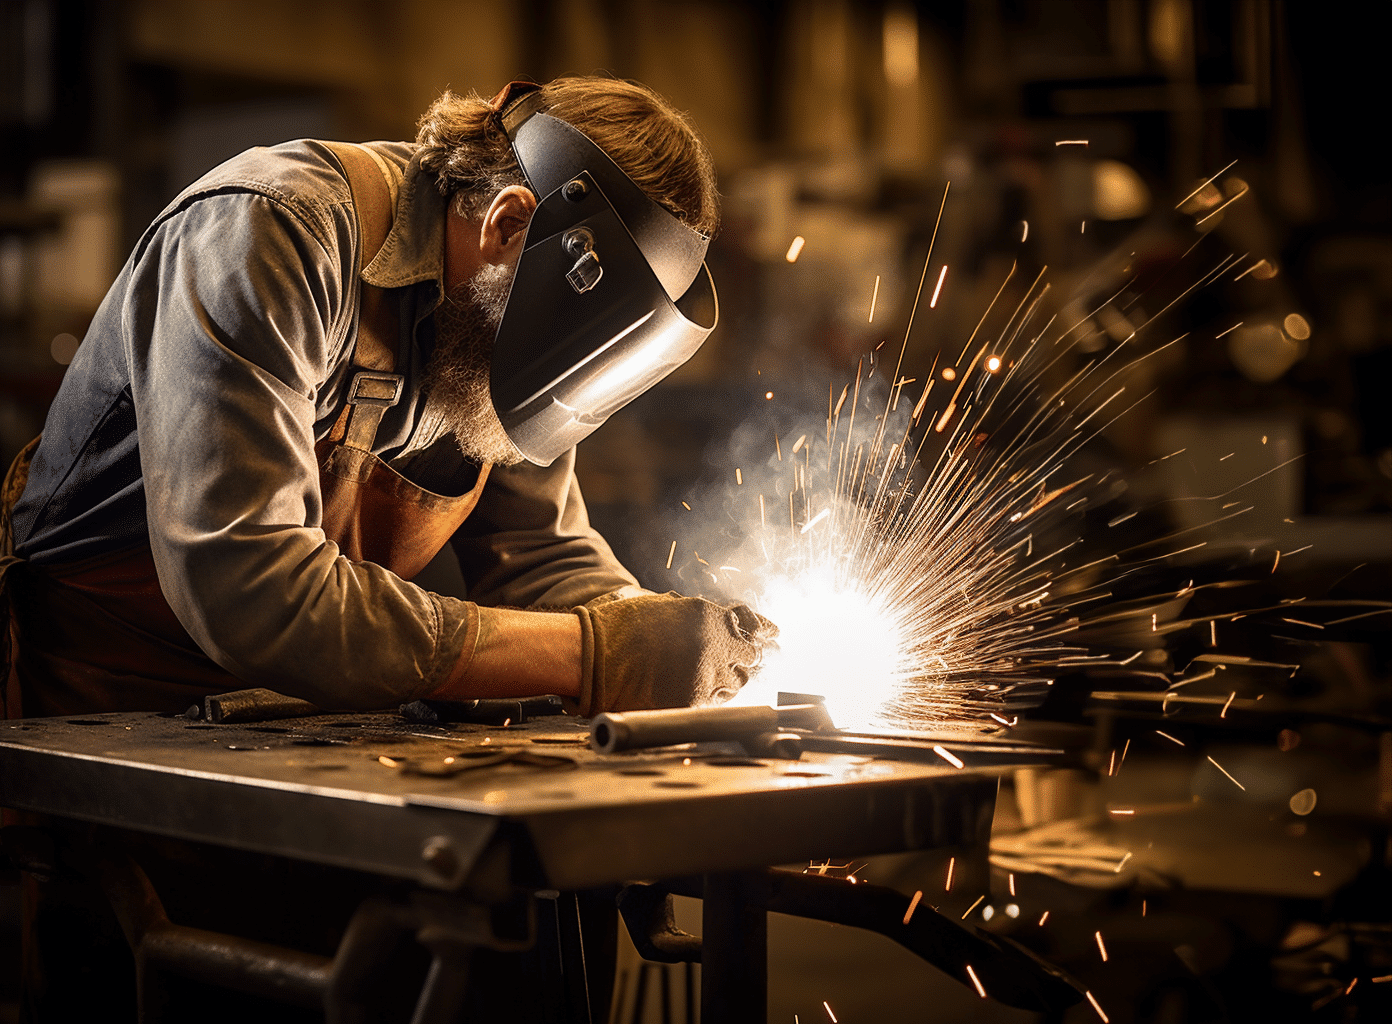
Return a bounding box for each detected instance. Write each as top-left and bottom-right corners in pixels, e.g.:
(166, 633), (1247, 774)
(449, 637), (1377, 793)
(685, 168), (1383, 731)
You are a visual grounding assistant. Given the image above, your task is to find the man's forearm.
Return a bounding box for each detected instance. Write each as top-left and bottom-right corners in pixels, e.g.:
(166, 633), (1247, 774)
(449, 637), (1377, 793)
(430, 605), (582, 700)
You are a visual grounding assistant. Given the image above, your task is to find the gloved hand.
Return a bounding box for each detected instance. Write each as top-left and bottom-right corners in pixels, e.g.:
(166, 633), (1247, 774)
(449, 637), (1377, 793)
(572, 592), (778, 716)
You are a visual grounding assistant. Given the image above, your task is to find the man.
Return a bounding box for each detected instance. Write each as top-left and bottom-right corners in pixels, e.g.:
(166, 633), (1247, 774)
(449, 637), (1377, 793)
(2, 76), (773, 721)
(0, 76), (777, 1021)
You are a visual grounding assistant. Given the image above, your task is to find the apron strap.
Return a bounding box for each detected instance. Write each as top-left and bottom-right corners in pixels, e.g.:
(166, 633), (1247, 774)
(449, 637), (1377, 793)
(3, 435), (42, 718)
(323, 141), (403, 452)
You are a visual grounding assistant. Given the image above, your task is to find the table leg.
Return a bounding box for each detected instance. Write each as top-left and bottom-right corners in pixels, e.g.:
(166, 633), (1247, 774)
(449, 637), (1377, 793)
(701, 872), (767, 1024)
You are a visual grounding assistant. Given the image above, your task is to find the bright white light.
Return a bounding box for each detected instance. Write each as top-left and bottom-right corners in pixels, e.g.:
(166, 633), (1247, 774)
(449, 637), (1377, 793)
(982, 905), (995, 921)
(742, 570), (907, 729)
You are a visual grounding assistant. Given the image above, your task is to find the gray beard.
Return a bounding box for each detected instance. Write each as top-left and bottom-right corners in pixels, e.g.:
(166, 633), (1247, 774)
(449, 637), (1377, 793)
(424, 262), (525, 466)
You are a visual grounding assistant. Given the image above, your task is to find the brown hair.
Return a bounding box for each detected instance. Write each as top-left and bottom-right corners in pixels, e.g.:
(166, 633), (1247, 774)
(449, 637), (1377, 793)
(415, 77), (719, 238)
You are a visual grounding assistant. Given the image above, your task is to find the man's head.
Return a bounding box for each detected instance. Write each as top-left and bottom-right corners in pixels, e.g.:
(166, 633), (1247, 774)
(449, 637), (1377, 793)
(416, 77), (719, 238)
(414, 78), (720, 466)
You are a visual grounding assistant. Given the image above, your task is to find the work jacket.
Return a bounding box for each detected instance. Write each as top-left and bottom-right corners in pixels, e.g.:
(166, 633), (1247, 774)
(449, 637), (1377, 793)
(10, 139), (638, 710)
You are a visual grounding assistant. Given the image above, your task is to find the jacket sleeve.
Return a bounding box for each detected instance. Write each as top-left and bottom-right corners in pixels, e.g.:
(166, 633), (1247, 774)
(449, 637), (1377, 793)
(450, 451), (643, 609)
(127, 191), (477, 709)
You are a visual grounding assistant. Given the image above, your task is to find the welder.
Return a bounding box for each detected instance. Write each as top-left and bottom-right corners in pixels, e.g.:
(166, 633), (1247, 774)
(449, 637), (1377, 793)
(1, 77), (775, 722)
(0, 76), (779, 1021)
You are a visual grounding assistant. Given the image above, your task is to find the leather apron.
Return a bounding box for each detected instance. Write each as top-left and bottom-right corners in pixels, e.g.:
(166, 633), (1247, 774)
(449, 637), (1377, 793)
(1, 142), (491, 719)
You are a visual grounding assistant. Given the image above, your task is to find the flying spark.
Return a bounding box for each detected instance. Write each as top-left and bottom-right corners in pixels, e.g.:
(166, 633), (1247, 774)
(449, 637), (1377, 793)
(695, 178), (1333, 733)
(1207, 754), (1246, 791)
(930, 265), (948, 308)
(786, 236), (806, 262)
(965, 964), (988, 999)
(933, 745), (965, 769)
(904, 889), (923, 924)
(801, 508), (831, 534)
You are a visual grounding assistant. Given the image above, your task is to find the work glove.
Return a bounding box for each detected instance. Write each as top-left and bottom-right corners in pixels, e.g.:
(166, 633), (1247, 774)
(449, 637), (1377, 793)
(572, 592), (778, 716)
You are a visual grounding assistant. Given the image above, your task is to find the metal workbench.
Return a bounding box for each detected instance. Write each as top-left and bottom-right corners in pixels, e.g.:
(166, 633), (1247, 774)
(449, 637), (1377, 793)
(0, 708), (1074, 1022)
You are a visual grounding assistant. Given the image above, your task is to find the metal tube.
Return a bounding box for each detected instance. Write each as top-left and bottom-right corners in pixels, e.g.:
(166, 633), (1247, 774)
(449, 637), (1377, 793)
(408, 945), (473, 1024)
(592, 707), (778, 753)
(590, 705), (832, 754)
(142, 925), (332, 1008)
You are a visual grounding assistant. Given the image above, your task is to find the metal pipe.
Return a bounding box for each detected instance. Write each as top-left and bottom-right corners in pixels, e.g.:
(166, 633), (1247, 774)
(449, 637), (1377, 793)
(590, 705), (831, 754)
(92, 849), (333, 1014)
(142, 924), (332, 1008)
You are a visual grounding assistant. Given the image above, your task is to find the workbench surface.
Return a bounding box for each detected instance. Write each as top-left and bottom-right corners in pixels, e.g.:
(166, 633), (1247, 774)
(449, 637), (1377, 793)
(0, 711), (1047, 890)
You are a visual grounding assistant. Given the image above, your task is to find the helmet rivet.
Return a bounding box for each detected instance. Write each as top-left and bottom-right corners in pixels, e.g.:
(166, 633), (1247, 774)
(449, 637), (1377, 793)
(563, 179), (588, 202)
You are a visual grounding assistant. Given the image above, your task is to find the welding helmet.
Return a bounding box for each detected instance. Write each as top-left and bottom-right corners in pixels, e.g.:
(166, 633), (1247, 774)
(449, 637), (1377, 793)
(488, 81), (719, 465)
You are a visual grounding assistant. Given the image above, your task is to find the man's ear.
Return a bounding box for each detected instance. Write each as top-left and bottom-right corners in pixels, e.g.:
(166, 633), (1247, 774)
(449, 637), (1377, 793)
(480, 186), (537, 264)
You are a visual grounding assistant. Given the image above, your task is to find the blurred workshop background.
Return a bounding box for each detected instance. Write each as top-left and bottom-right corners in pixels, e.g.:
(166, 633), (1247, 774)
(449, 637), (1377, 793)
(2, 1), (1390, 1022)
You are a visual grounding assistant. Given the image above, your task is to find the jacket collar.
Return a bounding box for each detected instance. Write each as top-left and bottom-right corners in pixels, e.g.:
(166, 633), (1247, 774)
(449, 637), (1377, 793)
(361, 149), (447, 294)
